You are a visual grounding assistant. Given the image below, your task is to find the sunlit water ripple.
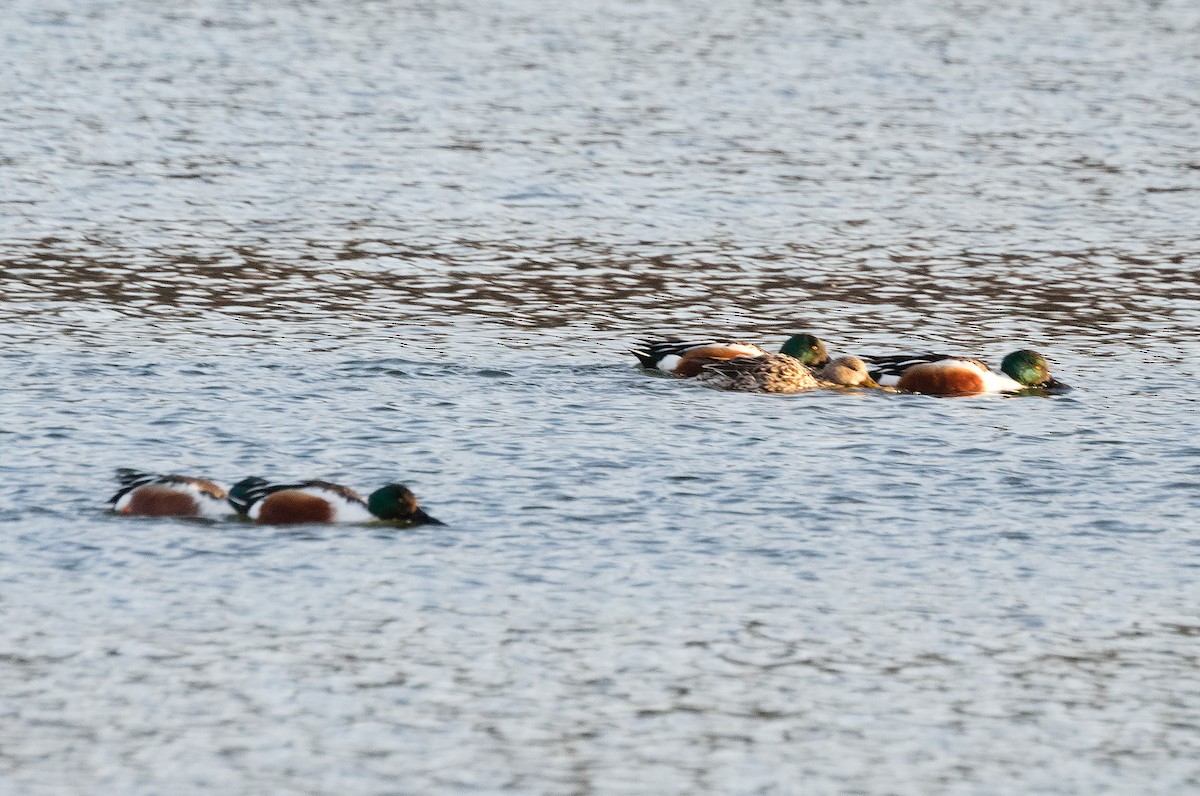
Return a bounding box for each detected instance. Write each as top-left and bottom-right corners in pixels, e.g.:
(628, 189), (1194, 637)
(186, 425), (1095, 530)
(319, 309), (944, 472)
(1, 0), (1198, 793)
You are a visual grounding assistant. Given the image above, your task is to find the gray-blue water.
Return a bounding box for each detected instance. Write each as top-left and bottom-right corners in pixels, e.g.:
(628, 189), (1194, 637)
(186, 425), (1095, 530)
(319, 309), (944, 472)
(2, 0), (1199, 793)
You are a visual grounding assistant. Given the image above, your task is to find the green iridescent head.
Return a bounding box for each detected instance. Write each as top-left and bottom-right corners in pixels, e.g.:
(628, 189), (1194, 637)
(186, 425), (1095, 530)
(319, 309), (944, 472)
(367, 484), (443, 525)
(1000, 349), (1052, 386)
(779, 334), (829, 367)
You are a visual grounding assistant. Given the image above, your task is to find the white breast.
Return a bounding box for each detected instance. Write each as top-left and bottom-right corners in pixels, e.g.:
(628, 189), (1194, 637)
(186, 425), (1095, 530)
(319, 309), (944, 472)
(977, 368), (1024, 393)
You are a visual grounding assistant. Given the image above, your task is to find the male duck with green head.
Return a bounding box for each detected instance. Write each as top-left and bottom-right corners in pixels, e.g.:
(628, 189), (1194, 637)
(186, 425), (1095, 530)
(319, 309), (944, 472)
(631, 333), (830, 377)
(865, 349), (1070, 396)
(228, 477), (443, 526)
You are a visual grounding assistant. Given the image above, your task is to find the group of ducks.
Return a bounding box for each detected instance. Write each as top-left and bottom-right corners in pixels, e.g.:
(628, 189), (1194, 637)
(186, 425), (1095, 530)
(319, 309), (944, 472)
(108, 335), (1068, 526)
(631, 333), (1070, 395)
(109, 469), (442, 525)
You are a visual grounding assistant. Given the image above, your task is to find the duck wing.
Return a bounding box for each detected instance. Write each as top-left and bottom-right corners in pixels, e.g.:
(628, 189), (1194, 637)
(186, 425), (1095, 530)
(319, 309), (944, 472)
(111, 469), (227, 505)
(298, 480), (367, 506)
(228, 477), (299, 515)
(861, 352), (955, 385)
(110, 469), (161, 504)
(631, 339), (725, 369)
(632, 339), (767, 374)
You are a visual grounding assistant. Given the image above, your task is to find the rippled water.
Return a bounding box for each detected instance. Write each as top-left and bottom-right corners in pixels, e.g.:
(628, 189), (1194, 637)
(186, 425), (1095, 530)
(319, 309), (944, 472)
(2, 0), (1199, 793)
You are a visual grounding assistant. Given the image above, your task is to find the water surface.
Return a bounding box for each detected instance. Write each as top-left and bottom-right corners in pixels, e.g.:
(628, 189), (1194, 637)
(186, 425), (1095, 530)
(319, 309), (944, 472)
(1, 0), (1199, 793)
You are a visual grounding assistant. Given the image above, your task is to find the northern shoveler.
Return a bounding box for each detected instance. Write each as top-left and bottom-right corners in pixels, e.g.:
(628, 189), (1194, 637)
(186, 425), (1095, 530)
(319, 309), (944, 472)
(865, 349), (1070, 396)
(228, 477), (442, 526)
(631, 334), (829, 377)
(697, 355), (882, 393)
(109, 468), (231, 518)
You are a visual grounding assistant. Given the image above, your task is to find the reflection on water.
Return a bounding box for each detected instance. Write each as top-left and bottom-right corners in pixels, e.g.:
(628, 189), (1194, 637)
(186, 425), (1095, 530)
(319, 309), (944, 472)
(2, 238), (1196, 353)
(1, 0), (1199, 793)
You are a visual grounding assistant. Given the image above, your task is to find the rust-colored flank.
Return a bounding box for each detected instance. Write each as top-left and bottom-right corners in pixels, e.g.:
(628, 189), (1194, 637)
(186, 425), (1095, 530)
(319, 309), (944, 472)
(897, 363), (986, 395)
(123, 485), (202, 517)
(256, 490), (336, 525)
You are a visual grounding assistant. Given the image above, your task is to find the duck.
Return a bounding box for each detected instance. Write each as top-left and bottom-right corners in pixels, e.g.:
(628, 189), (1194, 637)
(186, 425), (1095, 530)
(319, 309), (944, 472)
(227, 477), (442, 526)
(864, 349), (1070, 396)
(109, 468), (232, 518)
(697, 355), (882, 394)
(632, 333), (829, 377)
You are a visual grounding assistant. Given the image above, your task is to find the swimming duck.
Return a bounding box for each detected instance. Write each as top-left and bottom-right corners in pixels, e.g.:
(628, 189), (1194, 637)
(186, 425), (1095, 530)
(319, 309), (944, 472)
(632, 333), (829, 377)
(228, 477), (442, 526)
(698, 355), (882, 393)
(865, 349), (1070, 395)
(109, 469), (231, 518)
